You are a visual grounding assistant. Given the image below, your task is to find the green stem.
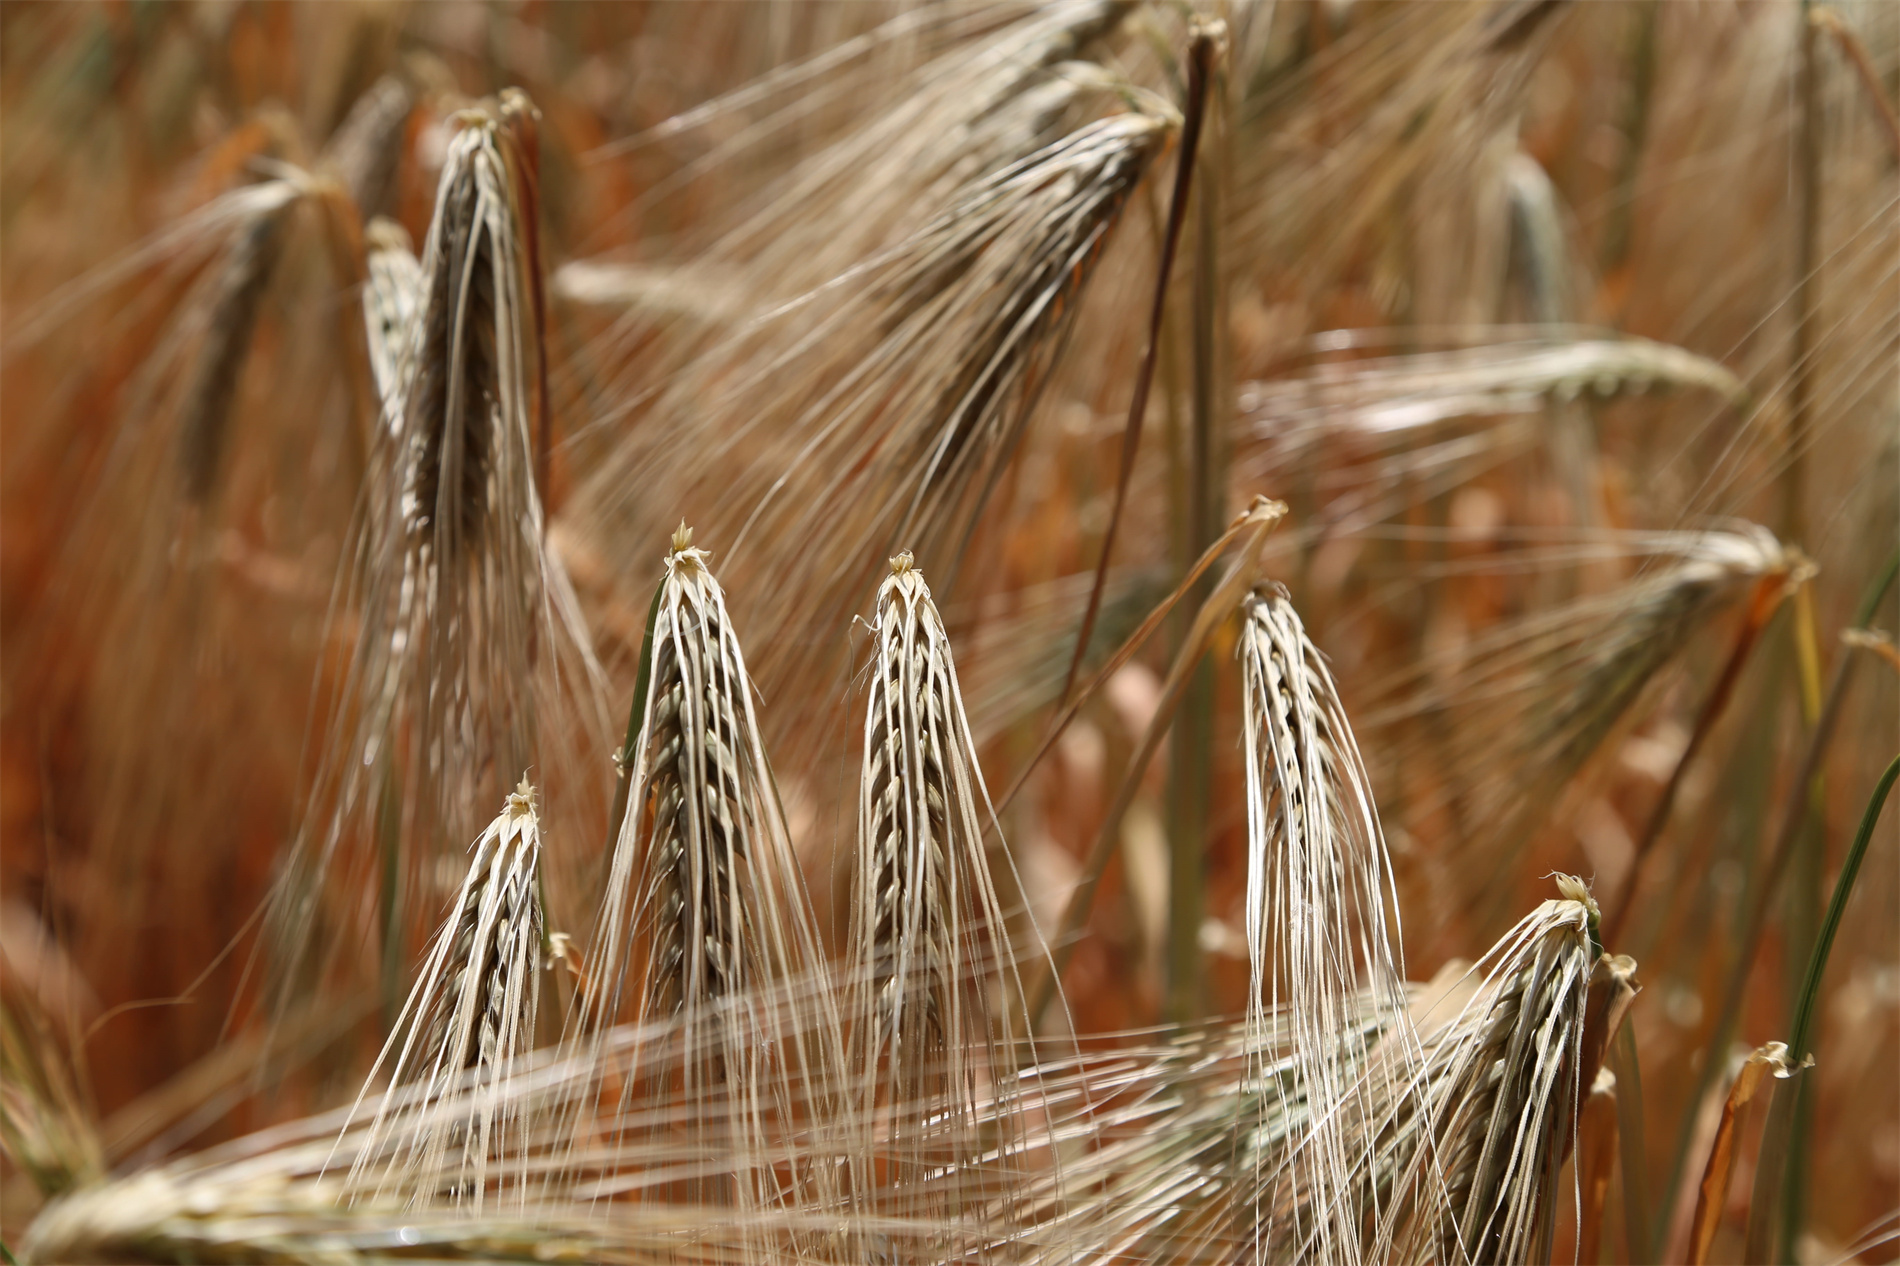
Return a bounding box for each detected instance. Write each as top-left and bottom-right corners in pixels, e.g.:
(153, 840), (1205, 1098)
(1658, 550), (1897, 1249)
(1790, 757), (1899, 1060)
(1746, 754), (1899, 1263)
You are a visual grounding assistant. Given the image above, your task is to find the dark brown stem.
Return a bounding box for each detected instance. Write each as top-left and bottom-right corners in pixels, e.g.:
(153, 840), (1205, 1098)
(1058, 28), (1215, 709)
(1600, 579), (1780, 947)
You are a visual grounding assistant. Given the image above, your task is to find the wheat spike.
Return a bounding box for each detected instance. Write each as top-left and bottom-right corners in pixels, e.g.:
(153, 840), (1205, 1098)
(568, 94), (1171, 730)
(849, 552), (1042, 1245)
(1361, 524), (1808, 923)
(338, 778), (544, 1212)
(1368, 879), (1638, 1264)
(578, 527), (840, 1233)
(1237, 583), (1415, 1265)
(172, 204), (291, 503)
(265, 93), (609, 1045)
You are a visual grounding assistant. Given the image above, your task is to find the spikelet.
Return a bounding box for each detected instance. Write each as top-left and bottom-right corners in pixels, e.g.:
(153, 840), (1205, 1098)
(340, 778), (544, 1211)
(578, 527), (838, 1230)
(848, 552), (1038, 1244)
(362, 216), (423, 435)
(1237, 584), (1414, 1265)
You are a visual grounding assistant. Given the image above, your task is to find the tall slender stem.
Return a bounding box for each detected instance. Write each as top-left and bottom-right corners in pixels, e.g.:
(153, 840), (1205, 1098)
(1059, 27), (1215, 710)
(1165, 32), (1226, 1026)
(1658, 552), (1896, 1247)
(1601, 580), (1780, 947)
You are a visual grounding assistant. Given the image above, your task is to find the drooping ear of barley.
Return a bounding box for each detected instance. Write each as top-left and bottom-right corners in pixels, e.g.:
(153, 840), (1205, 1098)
(339, 778), (544, 1211)
(847, 552), (1040, 1245)
(1237, 583), (1415, 1266)
(576, 526), (839, 1232)
(1369, 878), (1638, 1264)
(1364, 525), (1806, 926)
(566, 95), (1172, 738)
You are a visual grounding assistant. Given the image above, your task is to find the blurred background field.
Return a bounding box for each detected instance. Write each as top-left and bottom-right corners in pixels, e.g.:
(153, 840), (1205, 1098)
(1, 1), (1896, 1261)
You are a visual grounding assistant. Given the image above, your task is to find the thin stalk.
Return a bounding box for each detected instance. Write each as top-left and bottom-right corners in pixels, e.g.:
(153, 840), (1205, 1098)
(376, 760), (402, 1027)
(1657, 551), (1898, 1243)
(1601, 578), (1782, 947)
(1782, 0), (1821, 547)
(1788, 758), (1900, 1062)
(1165, 32), (1226, 1026)
(1600, 0), (1659, 283)
(995, 498), (1286, 822)
(1027, 497), (1283, 1026)
(1812, 6), (1900, 160)
(1746, 755), (1900, 1263)
(1612, 1023), (1653, 1265)
(1059, 26), (1214, 708)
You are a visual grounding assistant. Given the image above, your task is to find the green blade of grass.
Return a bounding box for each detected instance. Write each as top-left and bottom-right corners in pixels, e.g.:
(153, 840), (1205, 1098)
(1659, 550), (1898, 1244)
(1745, 752), (1898, 1263)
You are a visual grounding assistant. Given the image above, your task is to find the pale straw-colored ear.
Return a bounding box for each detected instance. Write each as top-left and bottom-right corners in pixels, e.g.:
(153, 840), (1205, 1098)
(845, 552), (1040, 1243)
(1238, 582), (1416, 1266)
(1367, 879), (1639, 1265)
(337, 778), (545, 1212)
(572, 527), (843, 1238)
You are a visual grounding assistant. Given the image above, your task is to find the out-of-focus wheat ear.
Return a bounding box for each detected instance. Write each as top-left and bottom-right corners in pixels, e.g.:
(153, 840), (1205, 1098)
(406, 127), (503, 559)
(1237, 583), (1413, 1266)
(579, 527), (840, 1221)
(340, 777), (544, 1212)
(1376, 878), (1639, 1264)
(849, 551), (1035, 1236)
(1366, 525), (1808, 928)
(320, 74), (413, 219)
(362, 216), (423, 435)
(172, 201), (291, 503)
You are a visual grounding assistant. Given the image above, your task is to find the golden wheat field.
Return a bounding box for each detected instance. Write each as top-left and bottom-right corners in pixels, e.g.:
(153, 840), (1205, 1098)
(1, 2), (1896, 1262)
